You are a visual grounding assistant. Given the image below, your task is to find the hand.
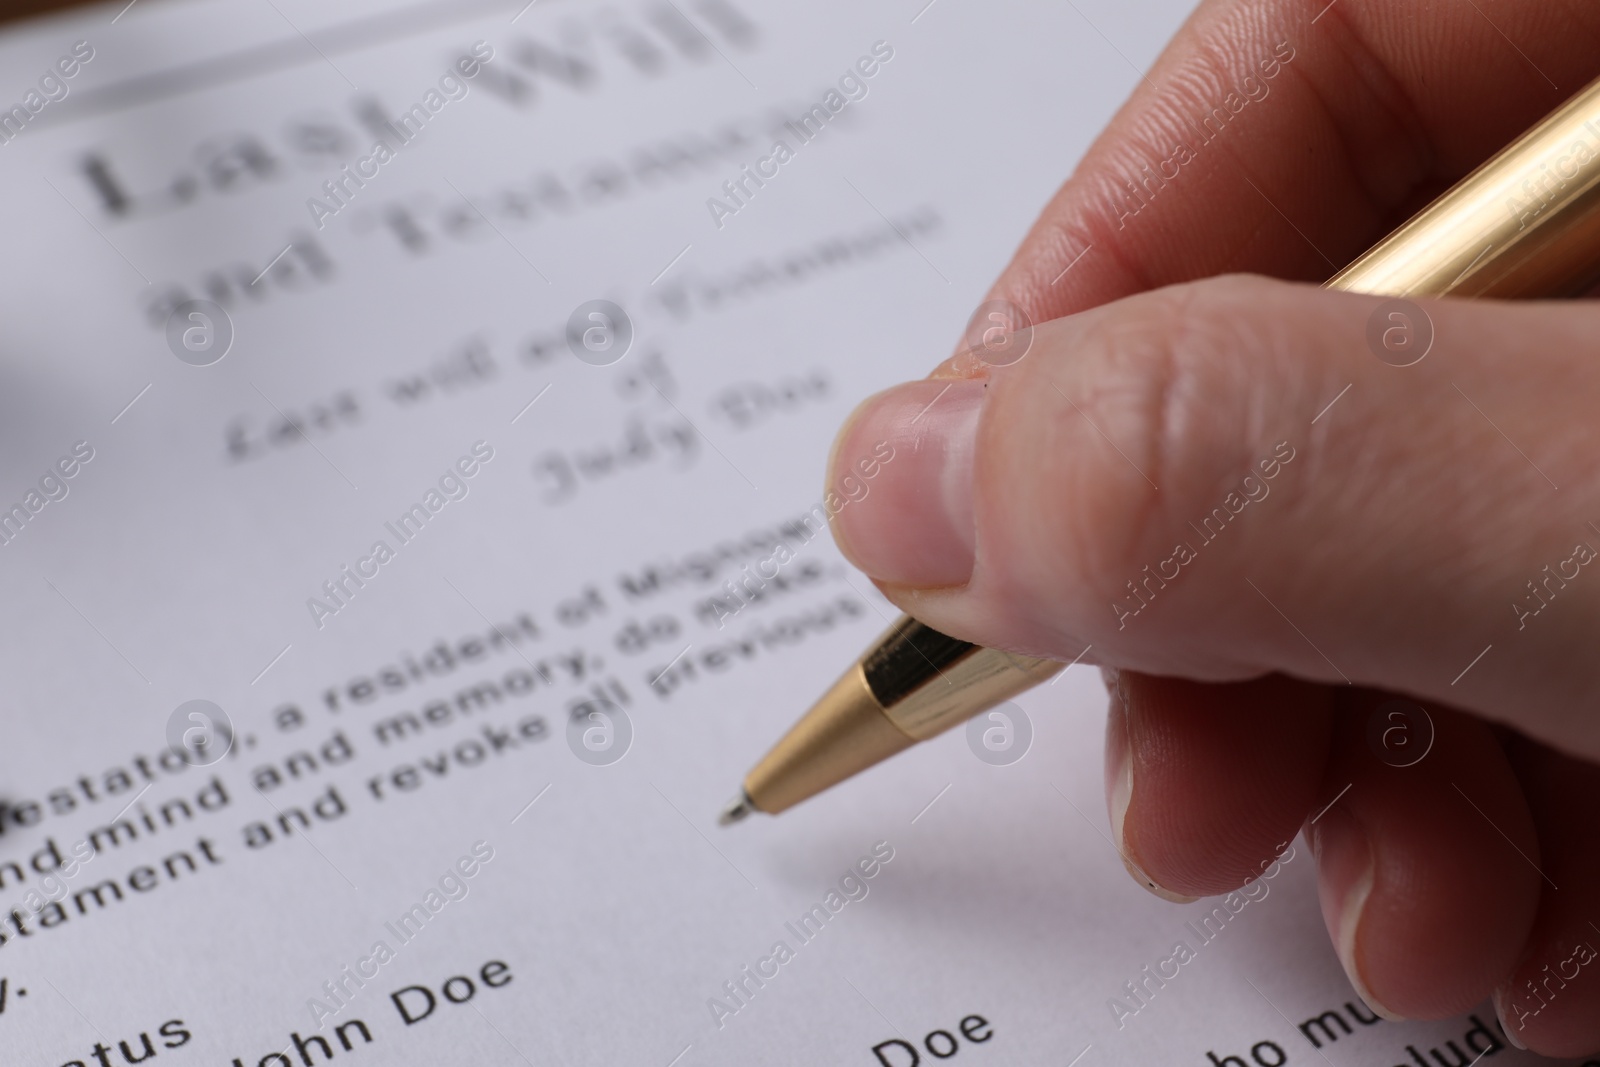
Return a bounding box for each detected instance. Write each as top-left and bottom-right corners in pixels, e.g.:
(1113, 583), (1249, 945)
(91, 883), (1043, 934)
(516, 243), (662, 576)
(824, 0), (1600, 1054)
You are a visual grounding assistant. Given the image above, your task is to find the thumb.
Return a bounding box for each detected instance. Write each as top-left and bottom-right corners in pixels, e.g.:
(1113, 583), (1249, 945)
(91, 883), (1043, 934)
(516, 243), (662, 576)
(827, 275), (1600, 762)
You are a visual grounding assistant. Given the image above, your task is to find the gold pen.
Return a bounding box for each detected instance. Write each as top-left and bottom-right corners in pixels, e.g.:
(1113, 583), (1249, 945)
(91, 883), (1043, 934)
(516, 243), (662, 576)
(720, 73), (1600, 824)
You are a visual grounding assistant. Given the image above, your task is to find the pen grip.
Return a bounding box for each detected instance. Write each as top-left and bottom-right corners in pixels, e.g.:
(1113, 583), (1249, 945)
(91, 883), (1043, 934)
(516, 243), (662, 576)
(866, 616), (1061, 741)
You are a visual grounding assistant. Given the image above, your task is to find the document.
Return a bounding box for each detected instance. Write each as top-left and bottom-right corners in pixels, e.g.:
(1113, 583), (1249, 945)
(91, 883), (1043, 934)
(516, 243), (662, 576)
(0, 0), (1568, 1064)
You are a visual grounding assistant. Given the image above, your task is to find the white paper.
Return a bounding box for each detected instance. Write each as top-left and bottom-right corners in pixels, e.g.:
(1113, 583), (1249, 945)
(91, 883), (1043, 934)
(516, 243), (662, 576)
(0, 1), (1571, 1065)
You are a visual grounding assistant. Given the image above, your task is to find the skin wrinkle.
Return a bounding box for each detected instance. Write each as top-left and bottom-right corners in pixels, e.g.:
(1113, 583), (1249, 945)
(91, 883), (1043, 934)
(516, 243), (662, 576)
(1144, 283), (1194, 519)
(990, 234), (1066, 332)
(1277, 45), (1404, 235)
(1035, 220), (1102, 305)
(1150, 285), (1287, 577)
(1298, 3), (1440, 212)
(1054, 309), (1173, 567)
(1178, 28), (1393, 274)
(1109, 282), (1238, 548)
(1552, 0), (1600, 56)
(1120, 19), (1316, 259)
(1387, 6), (1590, 157)
(1133, 131), (1268, 275)
(1076, 190), (1159, 292)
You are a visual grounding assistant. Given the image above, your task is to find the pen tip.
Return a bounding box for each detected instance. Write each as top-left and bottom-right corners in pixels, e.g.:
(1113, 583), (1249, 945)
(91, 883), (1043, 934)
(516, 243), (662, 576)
(718, 791), (755, 826)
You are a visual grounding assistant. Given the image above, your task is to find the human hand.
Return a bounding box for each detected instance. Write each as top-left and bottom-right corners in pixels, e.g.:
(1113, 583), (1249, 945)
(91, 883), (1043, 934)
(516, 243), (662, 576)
(825, 0), (1600, 1054)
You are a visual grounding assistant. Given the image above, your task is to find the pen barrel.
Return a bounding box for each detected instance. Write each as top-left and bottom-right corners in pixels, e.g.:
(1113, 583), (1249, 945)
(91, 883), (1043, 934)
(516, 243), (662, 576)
(1328, 73), (1600, 298)
(865, 617), (1062, 741)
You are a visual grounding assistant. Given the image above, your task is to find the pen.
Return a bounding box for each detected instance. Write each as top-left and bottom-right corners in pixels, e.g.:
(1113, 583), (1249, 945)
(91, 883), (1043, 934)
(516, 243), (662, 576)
(721, 72), (1600, 824)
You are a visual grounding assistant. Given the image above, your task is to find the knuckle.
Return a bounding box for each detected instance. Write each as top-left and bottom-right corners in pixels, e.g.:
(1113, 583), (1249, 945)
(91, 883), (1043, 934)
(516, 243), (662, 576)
(983, 278), (1270, 638)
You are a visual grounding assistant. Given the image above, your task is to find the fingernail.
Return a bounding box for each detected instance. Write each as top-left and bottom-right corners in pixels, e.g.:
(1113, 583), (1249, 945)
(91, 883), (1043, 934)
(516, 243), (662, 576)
(1310, 806), (1406, 1022)
(1106, 680), (1196, 904)
(827, 379), (983, 587)
(1492, 987), (1529, 1050)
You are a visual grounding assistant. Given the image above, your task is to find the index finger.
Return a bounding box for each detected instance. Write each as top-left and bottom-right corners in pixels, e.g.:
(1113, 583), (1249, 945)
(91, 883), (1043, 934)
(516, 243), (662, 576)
(970, 0), (1600, 337)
